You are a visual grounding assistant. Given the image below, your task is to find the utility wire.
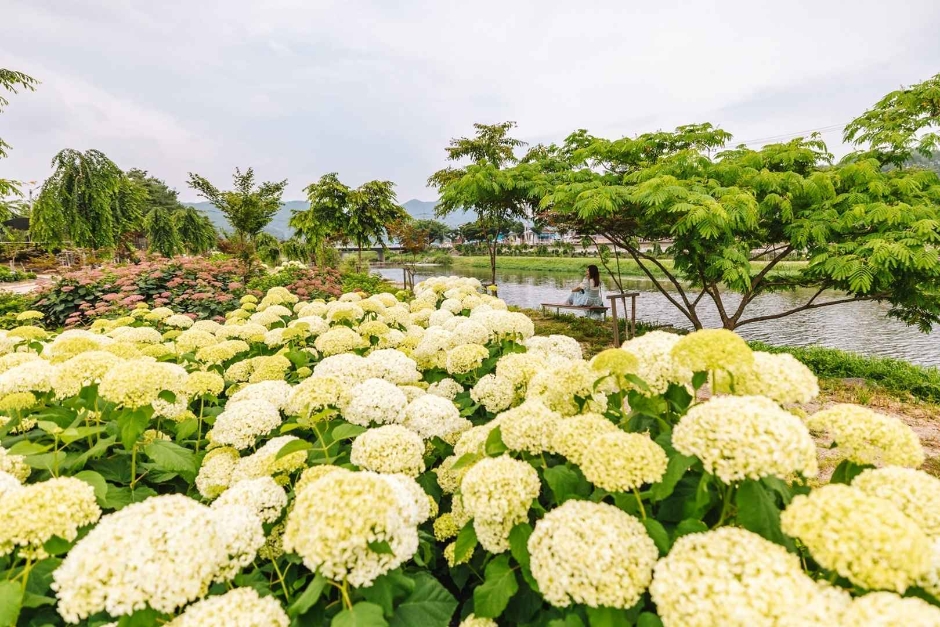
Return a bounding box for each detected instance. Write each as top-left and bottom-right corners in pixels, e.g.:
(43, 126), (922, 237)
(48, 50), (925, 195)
(735, 123), (845, 146)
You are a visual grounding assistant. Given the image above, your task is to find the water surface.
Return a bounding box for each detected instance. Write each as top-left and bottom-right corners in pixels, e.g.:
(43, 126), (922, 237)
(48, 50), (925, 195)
(377, 265), (940, 367)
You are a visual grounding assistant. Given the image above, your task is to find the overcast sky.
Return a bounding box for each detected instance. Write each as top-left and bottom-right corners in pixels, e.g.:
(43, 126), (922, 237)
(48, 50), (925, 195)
(2, 0), (939, 203)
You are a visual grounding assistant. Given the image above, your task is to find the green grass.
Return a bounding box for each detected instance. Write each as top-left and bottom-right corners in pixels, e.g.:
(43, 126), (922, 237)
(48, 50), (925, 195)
(750, 341), (940, 404)
(451, 255), (807, 277)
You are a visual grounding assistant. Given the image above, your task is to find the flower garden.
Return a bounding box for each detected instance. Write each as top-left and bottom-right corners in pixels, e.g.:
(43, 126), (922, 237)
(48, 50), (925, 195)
(1, 275), (939, 626)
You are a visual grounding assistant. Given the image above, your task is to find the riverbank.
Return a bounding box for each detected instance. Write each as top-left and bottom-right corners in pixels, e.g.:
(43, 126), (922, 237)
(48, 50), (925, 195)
(446, 255), (807, 277)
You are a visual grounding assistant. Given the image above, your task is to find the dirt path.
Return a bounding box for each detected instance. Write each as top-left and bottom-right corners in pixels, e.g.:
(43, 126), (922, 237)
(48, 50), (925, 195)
(0, 275), (53, 294)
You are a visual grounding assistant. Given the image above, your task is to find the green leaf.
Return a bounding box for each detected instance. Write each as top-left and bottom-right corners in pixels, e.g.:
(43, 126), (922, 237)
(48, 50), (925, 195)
(674, 518), (708, 538)
(58, 425), (107, 445)
(157, 389), (177, 403)
(691, 371), (708, 389)
(42, 535), (73, 556)
(102, 485), (158, 510)
(450, 452), (482, 471)
(276, 438), (313, 460)
(548, 616), (585, 627)
(484, 426), (508, 456)
(143, 440), (197, 480)
(829, 459), (872, 485)
(650, 453), (696, 502)
(543, 464), (582, 504)
(362, 571), (415, 618)
(333, 423), (367, 440)
(117, 606), (162, 627)
(118, 410), (149, 450)
(586, 606), (632, 627)
(73, 470), (108, 505)
(332, 602), (388, 627)
(735, 480), (791, 548)
(642, 518), (671, 556)
(453, 523), (477, 564)
(388, 572), (456, 627)
(0, 580), (23, 627)
(174, 418), (199, 441)
(637, 612), (665, 627)
(472, 554), (518, 619)
(368, 540), (395, 555)
(509, 523), (537, 590)
(289, 573), (327, 618)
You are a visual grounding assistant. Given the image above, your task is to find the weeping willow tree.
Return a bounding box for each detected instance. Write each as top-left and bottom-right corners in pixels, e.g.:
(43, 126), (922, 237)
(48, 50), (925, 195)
(255, 232), (283, 267)
(31, 149), (143, 251)
(174, 206), (217, 255)
(142, 205), (181, 257)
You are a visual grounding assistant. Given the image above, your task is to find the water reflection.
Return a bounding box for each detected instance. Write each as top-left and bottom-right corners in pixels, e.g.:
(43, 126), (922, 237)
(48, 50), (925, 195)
(377, 265), (940, 367)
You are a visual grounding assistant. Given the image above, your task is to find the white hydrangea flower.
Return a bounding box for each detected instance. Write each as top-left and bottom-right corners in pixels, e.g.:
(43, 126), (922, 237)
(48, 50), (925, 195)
(228, 380), (294, 411)
(621, 330), (690, 395)
(719, 351), (819, 404)
(842, 591), (940, 625)
(344, 378), (408, 426)
(402, 394), (471, 441)
(781, 483), (931, 593)
(166, 587), (288, 627)
(446, 343), (489, 375)
(231, 436), (308, 483)
(427, 377), (463, 400)
(461, 456), (540, 553)
(52, 495), (263, 623)
(195, 447), (240, 499)
(314, 326), (366, 356)
(366, 349), (422, 385)
(0, 359), (56, 396)
(313, 353), (378, 387)
(807, 404), (924, 468)
(524, 334), (583, 361)
(495, 399), (560, 454)
(852, 466), (940, 537)
(528, 500), (658, 608)
(207, 399), (283, 450)
(283, 470), (423, 586)
(350, 425), (426, 477)
(672, 395), (818, 483)
(98, 360), (188, 408)
(578, 431), (668, 492)
(212, 476), (288, 523)
(163, 314), (195, 329)
(470, 374), (517, 413)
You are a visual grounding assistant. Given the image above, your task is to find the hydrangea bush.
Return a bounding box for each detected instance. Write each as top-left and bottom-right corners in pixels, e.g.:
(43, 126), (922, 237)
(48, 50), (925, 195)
(0, 275), (938, 626)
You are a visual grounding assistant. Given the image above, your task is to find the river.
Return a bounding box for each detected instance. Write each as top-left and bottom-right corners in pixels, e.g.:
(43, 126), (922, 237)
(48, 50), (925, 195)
(377, 265), (940, 367)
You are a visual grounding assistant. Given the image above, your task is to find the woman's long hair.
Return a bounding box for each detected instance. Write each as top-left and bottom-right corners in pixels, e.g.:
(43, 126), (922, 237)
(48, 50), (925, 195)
(587, 264), (600, 288)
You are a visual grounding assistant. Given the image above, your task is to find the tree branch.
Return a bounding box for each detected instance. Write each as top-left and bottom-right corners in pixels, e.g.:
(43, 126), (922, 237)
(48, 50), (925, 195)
(736, 292), (877, 328)
(730, 244), (795, 324)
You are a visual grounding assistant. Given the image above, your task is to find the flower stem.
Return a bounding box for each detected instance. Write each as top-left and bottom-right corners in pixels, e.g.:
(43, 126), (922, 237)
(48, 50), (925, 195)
(632, 487), (647, 520)
(272, 559), (291, 601)
(714, 483), (734, 528)
(195, 398), (205, 453)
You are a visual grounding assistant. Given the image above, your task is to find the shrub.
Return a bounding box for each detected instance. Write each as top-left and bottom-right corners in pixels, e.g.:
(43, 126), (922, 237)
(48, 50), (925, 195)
(35, 256), (254, 326)
(1, 275), (937, 626)
(247, 264), (343, 300)
(341, 271), (395, 295)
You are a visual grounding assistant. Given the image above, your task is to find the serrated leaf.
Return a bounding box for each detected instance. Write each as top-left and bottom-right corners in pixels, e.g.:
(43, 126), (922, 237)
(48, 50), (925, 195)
(0, 580), (22, 627)
(368, 540), (395, 555)
(388, 572), (456, 627)
(118, 410), (149, 450)
(642, 518), (671, 555)
(450, 452), (482, 471)
(509, 523), (537, 590)
(638, 611), (665, 627)
(453, 523), (477, 564)
(650, 453), (696, 502)
(674, 518), (708, 538)
(735, 480), (791, 548)
(174, 418), (199, 441)
(586, 606), (632, 627)
(484, 426), (508, 456)
(543, 464), (582, 504)
(102, 485), (157, 510)
(276, 438), (313, 460)
(472, 554), (518, 618)
(143, 440), (197, 480)
(332, 602), (388, 627)
(362, 571), (415, 618)
(333, 423), (367, 440)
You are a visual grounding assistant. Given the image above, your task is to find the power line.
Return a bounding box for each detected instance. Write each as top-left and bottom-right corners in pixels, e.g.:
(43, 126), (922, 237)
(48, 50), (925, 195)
(735, 123), (845, 146)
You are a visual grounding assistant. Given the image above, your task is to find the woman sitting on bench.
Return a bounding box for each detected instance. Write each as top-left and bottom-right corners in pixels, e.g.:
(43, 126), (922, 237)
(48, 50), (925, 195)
(565, 264), (603, 308)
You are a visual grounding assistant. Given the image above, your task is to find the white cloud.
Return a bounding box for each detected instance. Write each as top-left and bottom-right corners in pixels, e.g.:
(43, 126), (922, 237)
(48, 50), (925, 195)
(1, 0), (939, 201)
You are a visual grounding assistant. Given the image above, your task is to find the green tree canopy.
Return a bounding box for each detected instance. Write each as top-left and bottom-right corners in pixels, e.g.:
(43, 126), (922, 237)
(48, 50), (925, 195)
(128, 170), (216, 256)
(429, 121), (531, 284)
(413, 219), (449, 245)
(31, 149), (144, 251)
(844, 72), (940, 166)
(0, 69), (38, 214)
(295, 173), (407, 270)
(187, 167), (286, 278)
(523, 116), (940, 331)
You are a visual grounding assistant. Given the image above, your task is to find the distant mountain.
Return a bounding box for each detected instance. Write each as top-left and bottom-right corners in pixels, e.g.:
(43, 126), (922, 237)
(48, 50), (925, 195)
(184, 198), (476, 239)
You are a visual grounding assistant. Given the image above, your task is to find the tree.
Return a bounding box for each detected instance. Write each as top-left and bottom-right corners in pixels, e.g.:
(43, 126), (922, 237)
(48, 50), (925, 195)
(413, 219), (448, 245)
(0, 69), (38, 217)
(128, 170), (216, 256)
(525, 118), (940, 332)
(31, 149), (144, 251)
(844, 72), (940, 167)
(187, 168), (286, 280)
(429, 122), (532, 285)
(296, 173), (407, 271)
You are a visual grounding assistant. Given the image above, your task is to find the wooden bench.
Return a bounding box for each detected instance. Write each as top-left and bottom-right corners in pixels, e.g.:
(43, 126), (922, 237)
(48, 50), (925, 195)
(540, 303), (610, 320)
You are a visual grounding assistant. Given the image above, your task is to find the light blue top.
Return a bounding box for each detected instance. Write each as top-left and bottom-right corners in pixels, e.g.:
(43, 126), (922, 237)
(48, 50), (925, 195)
(572, 279), (603, 307)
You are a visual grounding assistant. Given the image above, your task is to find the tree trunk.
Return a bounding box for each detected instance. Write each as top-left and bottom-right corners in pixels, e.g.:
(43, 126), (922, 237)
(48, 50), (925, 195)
(357, 237), (363, 273)
(488, 240), (497, 286)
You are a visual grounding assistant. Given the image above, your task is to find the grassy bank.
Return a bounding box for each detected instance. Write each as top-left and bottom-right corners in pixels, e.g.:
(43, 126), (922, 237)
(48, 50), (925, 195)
(451, 255), (807, 277)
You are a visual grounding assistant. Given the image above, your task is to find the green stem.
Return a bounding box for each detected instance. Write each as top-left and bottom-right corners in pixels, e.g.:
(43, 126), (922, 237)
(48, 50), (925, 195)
(195, 398), (205, 454)
(311, 422), (333, 461)
(130, 445), (138, 490)
(272, 559), (291, 601)
(714, 483), (734, 528)
(52, 435), (60, 477)
(632, 487), (647, 520)
(20, 555), (32, 592)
